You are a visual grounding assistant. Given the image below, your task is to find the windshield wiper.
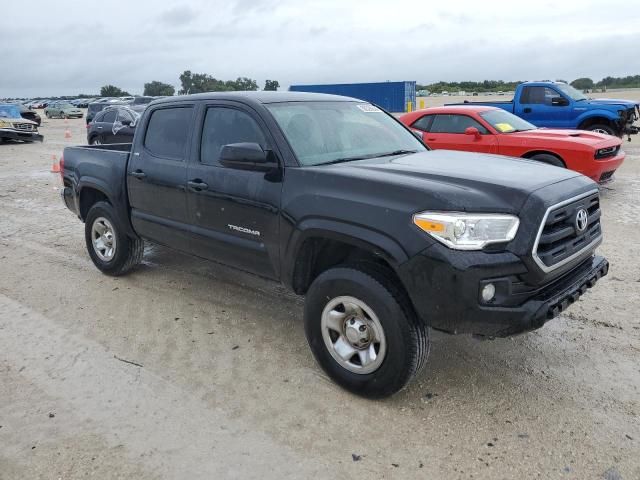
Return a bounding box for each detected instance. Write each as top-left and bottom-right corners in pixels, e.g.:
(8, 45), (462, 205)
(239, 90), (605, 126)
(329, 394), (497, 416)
(321, 150), (418, 166)
(375, 149), (418, 157)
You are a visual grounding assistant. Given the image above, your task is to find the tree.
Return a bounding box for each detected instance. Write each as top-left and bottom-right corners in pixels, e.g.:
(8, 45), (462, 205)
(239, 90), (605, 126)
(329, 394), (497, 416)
(264, 80), (280, 91)
(570, 77), (595, 90)
(100, 85), (130, 97)
(178, 71), (259, 94)
(143, 81), (175, 96)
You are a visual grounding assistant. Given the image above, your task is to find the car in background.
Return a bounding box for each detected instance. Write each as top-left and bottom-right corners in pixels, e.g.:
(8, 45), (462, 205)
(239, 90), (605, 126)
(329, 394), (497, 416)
(75, 98), (94, 108)
(87, 105), (141, 144)
(86, 100), (126, 124)
(19, 104), (41, 126)
(400, 105), (625, 183)
(0, 103), (43, 143)
(130, 96), (155, 106)
(447, 81), (640, 138)
(45, 102), (84, 119)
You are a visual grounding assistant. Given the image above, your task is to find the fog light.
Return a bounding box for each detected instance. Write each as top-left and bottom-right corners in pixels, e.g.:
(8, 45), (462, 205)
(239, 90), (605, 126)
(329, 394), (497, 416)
(482, 283), (496, 303)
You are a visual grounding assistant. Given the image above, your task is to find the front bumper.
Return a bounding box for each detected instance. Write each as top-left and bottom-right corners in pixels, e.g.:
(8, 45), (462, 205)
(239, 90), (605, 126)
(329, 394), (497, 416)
(0, 129), (43, 142)
(399, 244), (608, 337)
(588, 152), (625, 184)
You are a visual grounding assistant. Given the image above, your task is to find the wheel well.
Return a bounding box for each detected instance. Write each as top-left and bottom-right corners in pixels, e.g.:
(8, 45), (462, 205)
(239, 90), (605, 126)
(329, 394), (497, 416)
(292, 237), (400, 295)
(79, 188), (109, 220)
(522, 150), (566, 167)
(578, 117), (614, 131)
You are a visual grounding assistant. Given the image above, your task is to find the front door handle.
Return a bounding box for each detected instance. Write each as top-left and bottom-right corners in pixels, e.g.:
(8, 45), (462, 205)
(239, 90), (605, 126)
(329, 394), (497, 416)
(523, 107), (532, 113)
(427, 138), (436, 141)
(188, 180), (209, 191)
(97, 126), (103, 130)
(129, 170), (146, 179)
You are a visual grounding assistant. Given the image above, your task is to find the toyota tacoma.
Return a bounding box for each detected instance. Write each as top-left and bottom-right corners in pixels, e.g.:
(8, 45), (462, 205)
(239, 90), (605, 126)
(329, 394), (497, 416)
(60, 92), (608, 398)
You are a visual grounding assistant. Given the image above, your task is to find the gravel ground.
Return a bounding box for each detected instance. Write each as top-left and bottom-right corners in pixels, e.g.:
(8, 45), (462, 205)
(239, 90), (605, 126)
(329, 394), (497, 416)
(0, 111), (639, 480)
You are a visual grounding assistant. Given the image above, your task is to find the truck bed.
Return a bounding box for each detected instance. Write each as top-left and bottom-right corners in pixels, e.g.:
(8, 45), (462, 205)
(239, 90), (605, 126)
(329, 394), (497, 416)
(61, 143), (133, 235)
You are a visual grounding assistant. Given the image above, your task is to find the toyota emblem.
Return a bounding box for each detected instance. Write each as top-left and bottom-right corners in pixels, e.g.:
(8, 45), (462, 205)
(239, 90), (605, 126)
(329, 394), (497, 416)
(575, 208), (588, 233)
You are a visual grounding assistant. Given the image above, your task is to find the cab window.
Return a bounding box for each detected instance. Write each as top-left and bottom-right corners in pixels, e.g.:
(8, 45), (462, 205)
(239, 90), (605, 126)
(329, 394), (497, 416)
(430, 114), (488, 134)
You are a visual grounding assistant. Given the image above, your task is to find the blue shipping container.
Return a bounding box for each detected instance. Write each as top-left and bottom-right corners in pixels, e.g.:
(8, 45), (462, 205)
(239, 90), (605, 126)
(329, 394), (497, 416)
(289, 81), (416, 113)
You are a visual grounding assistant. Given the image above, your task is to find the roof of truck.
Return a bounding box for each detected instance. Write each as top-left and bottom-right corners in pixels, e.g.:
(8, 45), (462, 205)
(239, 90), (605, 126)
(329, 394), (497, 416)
(152, 91), (361, 105)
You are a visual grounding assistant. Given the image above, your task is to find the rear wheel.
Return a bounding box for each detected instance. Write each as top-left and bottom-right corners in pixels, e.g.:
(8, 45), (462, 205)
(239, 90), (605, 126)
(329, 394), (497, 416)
(89, 135), (102, 145)
(528, 153), (565, 168)
(586, 124), (616, 136)
(304, 263), (430, 398)
(85, 201), (144, 276)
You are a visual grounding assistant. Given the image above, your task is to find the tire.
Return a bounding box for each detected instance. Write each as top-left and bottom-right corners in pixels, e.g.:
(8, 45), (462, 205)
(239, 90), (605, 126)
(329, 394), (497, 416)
(89, 135), (101, 145)
(45, 112), (51, 119)
(304, 263), (430, 398)
(528, 153), (565, 168)
(586, 124), (616, 136)
(84, 201), (144, 276)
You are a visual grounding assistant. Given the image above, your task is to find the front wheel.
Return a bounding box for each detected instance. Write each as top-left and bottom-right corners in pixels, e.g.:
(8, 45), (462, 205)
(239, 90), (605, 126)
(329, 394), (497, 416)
(587, 124), (616, 136)
(85, 201), (144, 276)
(304, 264), (430, 398)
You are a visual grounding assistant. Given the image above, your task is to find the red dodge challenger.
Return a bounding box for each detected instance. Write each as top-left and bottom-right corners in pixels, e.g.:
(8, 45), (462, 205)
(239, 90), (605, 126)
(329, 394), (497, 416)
(400, 106), (625, 183)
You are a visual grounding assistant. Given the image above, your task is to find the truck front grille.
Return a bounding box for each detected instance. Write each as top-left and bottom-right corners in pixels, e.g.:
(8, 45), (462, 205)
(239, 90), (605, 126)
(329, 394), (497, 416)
(533, 191), (601, 272)
(13, 123), (35, 132)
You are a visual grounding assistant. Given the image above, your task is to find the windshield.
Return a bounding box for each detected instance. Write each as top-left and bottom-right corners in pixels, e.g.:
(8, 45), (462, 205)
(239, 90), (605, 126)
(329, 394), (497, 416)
(556, 83), (588, 101)
(0, 104), (21, 118)
(480, 109), (537, 133)
(266, 101), (426, 166)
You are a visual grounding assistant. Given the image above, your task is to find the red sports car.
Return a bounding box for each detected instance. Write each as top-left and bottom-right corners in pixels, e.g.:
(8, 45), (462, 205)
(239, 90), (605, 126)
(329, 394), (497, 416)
(400, 106), (625, 183)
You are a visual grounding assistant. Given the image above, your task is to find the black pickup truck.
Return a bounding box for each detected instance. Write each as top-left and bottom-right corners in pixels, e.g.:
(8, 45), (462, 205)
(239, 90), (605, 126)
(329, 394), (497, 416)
(61, 92), (608, 398)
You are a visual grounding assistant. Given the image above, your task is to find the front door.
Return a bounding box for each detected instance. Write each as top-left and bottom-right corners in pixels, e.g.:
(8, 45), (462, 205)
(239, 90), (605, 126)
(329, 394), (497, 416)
(518, 86), (571, 128)
(127, 104), (195, 250)
(185, 103), (282, 279)
(422, 114), (498, 153)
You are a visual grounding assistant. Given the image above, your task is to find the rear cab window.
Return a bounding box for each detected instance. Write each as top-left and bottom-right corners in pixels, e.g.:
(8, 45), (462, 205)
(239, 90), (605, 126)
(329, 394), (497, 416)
(143, 106), (194, 160)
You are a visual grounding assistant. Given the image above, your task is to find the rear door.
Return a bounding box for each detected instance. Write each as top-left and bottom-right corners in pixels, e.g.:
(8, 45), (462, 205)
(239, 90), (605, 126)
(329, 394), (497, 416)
(185, 102), (282, 279)
(97, 110), (117, 143)
(418, 113), (498, 153)
(127, 103), (195, 250)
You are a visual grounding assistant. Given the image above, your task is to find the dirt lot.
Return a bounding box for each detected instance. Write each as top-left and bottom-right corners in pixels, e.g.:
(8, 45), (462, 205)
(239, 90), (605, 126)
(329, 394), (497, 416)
(1, 107), (639, 480)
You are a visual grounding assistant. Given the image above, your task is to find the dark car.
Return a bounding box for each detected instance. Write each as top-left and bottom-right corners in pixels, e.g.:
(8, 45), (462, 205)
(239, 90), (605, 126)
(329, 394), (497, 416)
(61, 92), (608, 398)
(131, 96), (155, 105)
(19, 104), (41, 126)
(86, 100), (125, 124)
(87, 106), (140, 144)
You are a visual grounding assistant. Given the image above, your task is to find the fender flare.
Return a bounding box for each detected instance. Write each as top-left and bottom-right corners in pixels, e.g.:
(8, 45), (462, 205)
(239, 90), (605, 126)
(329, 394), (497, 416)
(76, 177), (136, 237)
(282, 217), (410, 288)
(576, 110), (620, 129)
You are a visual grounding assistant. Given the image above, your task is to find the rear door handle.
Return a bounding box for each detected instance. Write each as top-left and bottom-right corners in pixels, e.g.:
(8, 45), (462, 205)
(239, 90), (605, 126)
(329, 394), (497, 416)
(129, 170), (146, 179)
(97, 126), (103, 129)
(188, 180), (209, 191)
(523, 108), (532, 113)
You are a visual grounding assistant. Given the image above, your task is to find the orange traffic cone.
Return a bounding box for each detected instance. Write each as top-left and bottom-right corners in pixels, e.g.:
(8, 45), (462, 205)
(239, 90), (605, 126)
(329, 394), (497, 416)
(64, 129), (72, 139)
(51, 155), (60, 173)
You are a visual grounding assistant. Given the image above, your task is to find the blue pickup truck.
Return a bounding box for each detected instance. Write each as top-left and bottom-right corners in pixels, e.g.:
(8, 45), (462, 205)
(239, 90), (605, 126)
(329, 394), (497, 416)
(448, 81), (640, 138)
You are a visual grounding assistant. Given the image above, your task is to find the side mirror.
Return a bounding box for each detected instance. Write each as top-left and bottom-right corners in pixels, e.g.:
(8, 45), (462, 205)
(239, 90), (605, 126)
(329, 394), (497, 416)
(220, 142), (273, 171)
(464, 127), (481, 138)
(551, 96), (569, 106)
(121, 119), (132, 126)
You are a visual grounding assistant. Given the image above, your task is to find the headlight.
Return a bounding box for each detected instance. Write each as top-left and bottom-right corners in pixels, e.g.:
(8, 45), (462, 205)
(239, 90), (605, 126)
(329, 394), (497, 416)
(0, 120), (11, 128)
(413, 212), (519, 250)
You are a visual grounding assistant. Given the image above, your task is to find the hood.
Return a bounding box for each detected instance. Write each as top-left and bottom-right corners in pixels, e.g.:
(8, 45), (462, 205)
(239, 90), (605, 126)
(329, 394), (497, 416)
(583, 98), (639, 109)
(315, 150), (587, 214)
(510, 128), (620, 147)
(0, 116), (37, 125)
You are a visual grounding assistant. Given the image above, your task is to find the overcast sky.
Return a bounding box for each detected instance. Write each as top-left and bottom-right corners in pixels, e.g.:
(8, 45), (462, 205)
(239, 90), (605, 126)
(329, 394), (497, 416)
(2, 0), (640, 97)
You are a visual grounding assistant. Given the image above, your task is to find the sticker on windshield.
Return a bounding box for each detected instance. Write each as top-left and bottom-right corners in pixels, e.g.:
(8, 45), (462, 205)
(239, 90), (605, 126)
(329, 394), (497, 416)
(357, 104), (382, 113)
(495, 122), (515, 133)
